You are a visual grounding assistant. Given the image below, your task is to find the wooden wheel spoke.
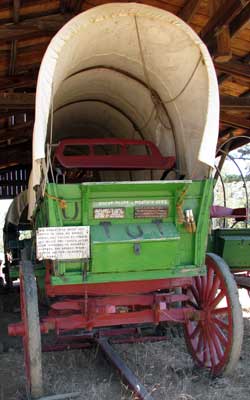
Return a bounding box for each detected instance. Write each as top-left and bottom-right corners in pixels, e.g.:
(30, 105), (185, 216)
(190, 285), (200, 305)
(211, 307), (229, 316)
(207, 275), (221, 304)
(209, 289), (226, 310)
(213, 323), (228, 348)
(196, 330), (204, 354)
(212, 316), (230, 331)
(195, 276), (202, 296)
(207, 327), (217, 367)
(203, 331), (209, 365)
(201, 275), (207, 302)
(205, 267), (214, 302)
(187, 300), (200, 310)
(189, 322), (200, 340)
(208, 325), (224, 361)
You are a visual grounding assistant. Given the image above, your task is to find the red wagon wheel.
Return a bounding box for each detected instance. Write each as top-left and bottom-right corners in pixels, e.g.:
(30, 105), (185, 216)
(184, 253), (243, 376)
(20, 261), (43, 398)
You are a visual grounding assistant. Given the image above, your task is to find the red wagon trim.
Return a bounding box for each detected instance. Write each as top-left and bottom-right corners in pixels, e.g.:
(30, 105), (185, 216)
(55, 138), (176, 170)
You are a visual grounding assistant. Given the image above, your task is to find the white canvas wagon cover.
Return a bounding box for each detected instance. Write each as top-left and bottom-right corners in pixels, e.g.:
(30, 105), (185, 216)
(29, 3), (219, 213)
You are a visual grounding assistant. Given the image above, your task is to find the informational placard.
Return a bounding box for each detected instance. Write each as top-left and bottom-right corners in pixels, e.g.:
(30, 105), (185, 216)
(94, 207), (125, 219)
(36, 226), (90, 260)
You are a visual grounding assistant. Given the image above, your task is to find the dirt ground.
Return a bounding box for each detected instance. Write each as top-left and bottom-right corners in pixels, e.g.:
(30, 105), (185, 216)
(0, 290), (250, 400)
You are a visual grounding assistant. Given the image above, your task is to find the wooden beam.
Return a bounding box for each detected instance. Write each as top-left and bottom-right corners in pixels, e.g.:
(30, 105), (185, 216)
(73, 1), (83, 14)
(0, 14), (72, 42)
(60, 0), (67, 14)
(220, 95), (250, 110)
(207, 2), (250, 55)
(60, 0), (83, 13)
(200, 0), (247, 44)
(220, 111), (250, 130)
(178, 0), (203, 22)
(9, 0), (21, 77)
(215, 61), (250, 82)
(0, 74), (37, 90)
(218, 132), (250, 151)
(208, 0), (221, 17)
(215, 25), (232, 63)
(13, 0), (20, 23)
(8, 40), (17, 76)
(0, 93), (35, 110)
(230, 3), (250, 36)
(0, 121), (33, 140)
(0, 142), (31, 166)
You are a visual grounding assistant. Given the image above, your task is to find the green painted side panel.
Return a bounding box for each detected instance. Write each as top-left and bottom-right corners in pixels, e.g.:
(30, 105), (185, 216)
(91, 222), (179, 243)
(210, 228), (250, 269)
(51, 265), (205, 285)
(91, 222), (179, 272)
(35, 179), (213, 285)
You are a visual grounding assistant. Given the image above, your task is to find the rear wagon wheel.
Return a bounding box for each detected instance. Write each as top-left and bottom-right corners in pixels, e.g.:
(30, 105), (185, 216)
(184, 253), (243, 376)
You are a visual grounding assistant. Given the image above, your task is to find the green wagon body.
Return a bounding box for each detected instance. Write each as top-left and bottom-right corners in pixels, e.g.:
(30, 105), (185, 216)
(209, 228), (250, 271)
(35, 179), (213, 286)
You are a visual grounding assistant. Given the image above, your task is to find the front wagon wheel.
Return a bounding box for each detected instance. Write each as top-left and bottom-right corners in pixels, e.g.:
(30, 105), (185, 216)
(20, 261), (43, 398)
(184, 253), (243, 376)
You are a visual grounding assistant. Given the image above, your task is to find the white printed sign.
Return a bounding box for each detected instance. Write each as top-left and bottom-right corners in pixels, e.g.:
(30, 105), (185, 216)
(36, 226), (90, 260)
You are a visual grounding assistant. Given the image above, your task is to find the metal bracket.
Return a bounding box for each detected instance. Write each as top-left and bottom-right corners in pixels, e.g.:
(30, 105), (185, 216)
(100, 221), (111, 238)
(133, 243), (141, 255)
(152, 219), (164, 236)
(61, 202), (79, 220)
(126, 224), (143, 239)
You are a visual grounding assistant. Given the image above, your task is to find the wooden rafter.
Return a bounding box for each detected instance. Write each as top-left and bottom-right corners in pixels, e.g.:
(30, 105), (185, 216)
(0, 14), (72, 42)
(220, 95), (250, 110)
(0, 93), (35, 110)
(0, 121), (33, 141)
(0, 74), (37, 90)
(60, 0), (83, 13)
(74, 1), (83, 14)
(200, 0), (247, 43)
(207, 2), (250, 56)
(178, 0), (203, 23)
(0, 141), (31, 166)
(215, 61), (250, 82)
(8, 40), (17, 76)
(220, 111), (250, 130)
(13, 0), (20, 24)
(8, 0), (20, 76)
(218, 130), (250, 150)
(230, 3), (250, 36)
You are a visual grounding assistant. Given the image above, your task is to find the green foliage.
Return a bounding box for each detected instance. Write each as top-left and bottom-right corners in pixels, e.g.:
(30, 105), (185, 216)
(237, 144), (250, 159)
(223, 174), (250, 183)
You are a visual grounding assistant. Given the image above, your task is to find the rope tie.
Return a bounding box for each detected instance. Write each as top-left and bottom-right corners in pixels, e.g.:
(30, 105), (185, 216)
(44, 192), (67, 209)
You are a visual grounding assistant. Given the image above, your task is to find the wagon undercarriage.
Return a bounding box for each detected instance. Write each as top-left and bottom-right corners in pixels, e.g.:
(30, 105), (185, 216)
(9, 252), (243, 399)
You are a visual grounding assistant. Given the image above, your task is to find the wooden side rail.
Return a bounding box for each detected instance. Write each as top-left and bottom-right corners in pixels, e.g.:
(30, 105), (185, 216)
(55, 138), (176, 170)
(211, 205), (248, 222)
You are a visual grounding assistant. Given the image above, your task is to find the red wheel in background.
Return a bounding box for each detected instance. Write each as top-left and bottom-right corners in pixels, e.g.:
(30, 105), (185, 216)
(20, 261), (43, 398)
(184, 253), (243, 376)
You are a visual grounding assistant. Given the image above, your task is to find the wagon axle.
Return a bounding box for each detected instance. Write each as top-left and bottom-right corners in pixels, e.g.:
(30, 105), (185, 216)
(9, 292), (201, 337)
